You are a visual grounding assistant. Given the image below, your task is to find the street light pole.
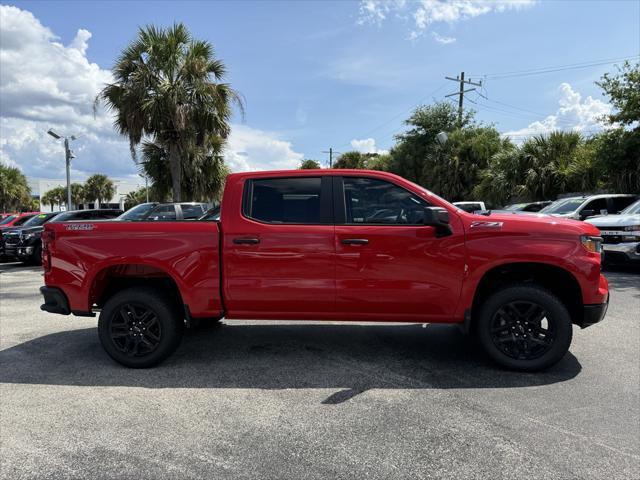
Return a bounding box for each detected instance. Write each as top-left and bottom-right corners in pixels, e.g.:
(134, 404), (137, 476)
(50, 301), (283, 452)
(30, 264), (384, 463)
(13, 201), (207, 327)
(47, 129), (76, 211)
(64, 137), (72, 210)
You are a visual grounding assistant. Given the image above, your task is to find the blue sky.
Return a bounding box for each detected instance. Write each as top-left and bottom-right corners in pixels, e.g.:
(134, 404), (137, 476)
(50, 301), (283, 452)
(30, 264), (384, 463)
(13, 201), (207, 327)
(1, 0), (639, 181)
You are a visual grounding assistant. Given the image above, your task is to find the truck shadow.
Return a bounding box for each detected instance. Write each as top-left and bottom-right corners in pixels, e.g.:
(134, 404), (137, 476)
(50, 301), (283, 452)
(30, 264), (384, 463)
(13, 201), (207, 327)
(0, 323), (581, 404)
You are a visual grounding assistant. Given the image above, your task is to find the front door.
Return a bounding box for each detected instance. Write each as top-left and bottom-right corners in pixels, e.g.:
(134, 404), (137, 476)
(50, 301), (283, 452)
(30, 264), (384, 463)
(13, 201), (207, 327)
(223, 175), (335, 319)
(334, 176), (466, 322)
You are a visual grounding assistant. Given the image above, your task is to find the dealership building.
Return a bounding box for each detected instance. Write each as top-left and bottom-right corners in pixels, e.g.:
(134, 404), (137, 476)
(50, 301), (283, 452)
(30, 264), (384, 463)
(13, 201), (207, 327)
(28, 177), (146, 212)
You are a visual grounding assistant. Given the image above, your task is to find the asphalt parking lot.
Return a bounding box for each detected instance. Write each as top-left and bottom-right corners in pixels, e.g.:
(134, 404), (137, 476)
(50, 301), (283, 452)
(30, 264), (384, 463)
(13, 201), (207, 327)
(0, 263), (638, 480)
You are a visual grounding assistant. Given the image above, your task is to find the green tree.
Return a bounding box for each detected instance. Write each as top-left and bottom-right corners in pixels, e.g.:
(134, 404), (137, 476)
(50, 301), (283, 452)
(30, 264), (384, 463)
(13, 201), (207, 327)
(124, 188), (148, 210)
(70, 183), (85, 209)
(299, 159), (321, 169)
(0, 163), (31, 212)
(333, 151), (366, 169)
(140, 140), (229, 202)
(97, 23), (242, 202)
(84, 174), (115, 208)
(40, 186), (67, 211)
(596, 61), (640, 127)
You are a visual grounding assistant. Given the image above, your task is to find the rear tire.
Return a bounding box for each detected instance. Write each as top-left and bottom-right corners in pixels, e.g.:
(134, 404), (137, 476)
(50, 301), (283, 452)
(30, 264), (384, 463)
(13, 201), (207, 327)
(476, 285), (573, 371)
(98, 286), (184, 368)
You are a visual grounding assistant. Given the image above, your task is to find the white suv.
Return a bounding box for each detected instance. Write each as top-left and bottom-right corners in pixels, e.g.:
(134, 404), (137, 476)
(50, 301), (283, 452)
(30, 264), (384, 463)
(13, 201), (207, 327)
(540, 194), (638, 220)
(586, 199), (640, 264)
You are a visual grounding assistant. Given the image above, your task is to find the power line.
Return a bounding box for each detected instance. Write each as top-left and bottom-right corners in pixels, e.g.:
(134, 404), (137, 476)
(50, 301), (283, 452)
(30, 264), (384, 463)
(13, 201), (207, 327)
(476, 54), (639, 80)
(336, 81), (449, 150)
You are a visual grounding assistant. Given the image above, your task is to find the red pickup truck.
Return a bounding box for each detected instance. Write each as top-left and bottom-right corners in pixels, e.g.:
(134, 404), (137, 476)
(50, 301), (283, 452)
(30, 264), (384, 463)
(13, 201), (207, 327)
(39, 170), (609, 371)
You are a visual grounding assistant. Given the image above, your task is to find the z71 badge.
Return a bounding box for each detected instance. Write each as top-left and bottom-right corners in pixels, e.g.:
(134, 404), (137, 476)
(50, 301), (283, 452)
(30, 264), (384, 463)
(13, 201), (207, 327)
(470, 221), (503, 229)
(64, 223), (95, 231)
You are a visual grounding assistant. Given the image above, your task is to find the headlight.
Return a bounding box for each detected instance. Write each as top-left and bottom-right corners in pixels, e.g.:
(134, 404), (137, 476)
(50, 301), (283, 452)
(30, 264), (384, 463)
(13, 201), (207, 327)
(581, 235), (603, 253)
(623, 225), (640, 232)
(22, 232), (35, 240)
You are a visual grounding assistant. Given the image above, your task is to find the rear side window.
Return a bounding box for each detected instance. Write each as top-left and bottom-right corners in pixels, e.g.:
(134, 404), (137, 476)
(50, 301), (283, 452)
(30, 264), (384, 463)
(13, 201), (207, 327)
(343, 177), (428, 225)
(181, 204), (205, 219)
(245, 177), (322, 224)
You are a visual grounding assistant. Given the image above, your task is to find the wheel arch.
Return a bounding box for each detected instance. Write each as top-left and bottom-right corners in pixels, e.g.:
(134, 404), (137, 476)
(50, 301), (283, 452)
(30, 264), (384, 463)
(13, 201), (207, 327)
(470, 262), (583, 328)
(89, 264), (185, 317)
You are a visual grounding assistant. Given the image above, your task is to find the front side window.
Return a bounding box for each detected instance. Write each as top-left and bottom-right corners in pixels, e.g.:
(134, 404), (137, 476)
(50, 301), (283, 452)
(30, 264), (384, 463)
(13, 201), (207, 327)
(584, 198), (608, 215)
(343, 177), (427, 225)
(246, 177), (322, 224)
(610, 196), (637, 213)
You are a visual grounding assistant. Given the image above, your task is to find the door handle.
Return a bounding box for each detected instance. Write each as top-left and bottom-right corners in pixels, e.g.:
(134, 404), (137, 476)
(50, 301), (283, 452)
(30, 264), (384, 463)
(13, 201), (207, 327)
(233, 237), (260, 245)
(341, 238), (369, 245)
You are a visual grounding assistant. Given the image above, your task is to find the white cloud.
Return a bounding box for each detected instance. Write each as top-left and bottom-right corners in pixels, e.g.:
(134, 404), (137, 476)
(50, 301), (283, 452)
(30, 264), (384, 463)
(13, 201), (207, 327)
(225, 124), (304, 172)
(503, 83), (612, 140)
(350, 138), (389, 155)
(431, 32), (456, 44)
(0, 5), (302, 183)
(358, 0), (536, 41)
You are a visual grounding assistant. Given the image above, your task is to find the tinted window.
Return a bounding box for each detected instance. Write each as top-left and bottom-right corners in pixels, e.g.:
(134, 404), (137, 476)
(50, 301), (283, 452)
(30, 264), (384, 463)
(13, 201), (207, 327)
(0, 216), (16, 225)
(541, 198), (585, 214)
(181, 204), (205, 219)
(119, 203), (158, 220)
(247, 177), (322, 224)
(200, 206), (220, 221)
(610, 197), (636, 213)
(622, 200), (640, 215)
(584, 198), (608, 215)
(13, 216), (35, 226)
(148, 205), (177, 221)
(343, 177), (427, 225)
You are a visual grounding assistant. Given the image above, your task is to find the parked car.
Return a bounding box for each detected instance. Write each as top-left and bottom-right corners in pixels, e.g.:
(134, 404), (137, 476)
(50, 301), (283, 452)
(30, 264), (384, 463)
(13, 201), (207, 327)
(502, 201), (553, 213)
(13, 209), (122, 265)
(540, 194), (638, 220)
(2, 212), (61, 262)
(118, 202), (208, 221)
(0, 212), (40, 230)
(453, 201), (486, 213)
(586, 199), (640, 265)
(40, 170), (608, 372)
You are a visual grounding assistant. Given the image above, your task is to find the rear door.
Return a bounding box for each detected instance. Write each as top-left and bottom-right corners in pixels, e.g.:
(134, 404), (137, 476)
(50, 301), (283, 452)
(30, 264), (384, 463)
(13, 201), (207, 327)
(222, 176), (335, 319)
(333, 176), (466, 321)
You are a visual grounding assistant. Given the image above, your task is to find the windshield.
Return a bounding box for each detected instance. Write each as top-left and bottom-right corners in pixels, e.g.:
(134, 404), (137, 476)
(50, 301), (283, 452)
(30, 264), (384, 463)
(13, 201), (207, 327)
(540, 198), (585, 214)
(621, 199), (640, 215)
(22, 213), (58, 227)
(0, 215), (16, 225)
(119, 203), (157, 220)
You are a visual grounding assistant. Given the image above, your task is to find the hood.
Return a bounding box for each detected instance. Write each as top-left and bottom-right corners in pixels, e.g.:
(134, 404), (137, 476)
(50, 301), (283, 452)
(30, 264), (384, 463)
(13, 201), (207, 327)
(586, 214), (640, 227)
(466, 211), (599, 236)
(13, 226), (44, 235)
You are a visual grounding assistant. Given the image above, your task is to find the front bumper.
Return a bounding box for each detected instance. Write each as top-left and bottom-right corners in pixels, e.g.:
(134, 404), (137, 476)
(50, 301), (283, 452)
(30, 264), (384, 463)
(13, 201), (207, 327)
(40, 286), (70, 315)
(577, 294), (609, 328)
(602, 242), (640, 264)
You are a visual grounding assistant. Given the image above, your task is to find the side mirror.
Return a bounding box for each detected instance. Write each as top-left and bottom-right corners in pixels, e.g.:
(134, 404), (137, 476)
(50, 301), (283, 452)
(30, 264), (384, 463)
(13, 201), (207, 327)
(423, 207), (452, 237)
(580, 209), (595, 220)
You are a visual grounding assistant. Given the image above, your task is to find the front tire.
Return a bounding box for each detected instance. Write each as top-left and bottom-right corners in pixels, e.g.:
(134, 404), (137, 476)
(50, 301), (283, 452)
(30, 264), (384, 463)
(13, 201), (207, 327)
(98, 287), (184, 368)
(476, 285), (573, 371)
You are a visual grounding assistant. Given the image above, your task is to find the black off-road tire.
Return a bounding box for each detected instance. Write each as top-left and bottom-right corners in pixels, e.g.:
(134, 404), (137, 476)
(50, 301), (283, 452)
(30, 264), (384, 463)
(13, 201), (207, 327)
(98, 286), (184, 368)
(476, 284), (573, 371)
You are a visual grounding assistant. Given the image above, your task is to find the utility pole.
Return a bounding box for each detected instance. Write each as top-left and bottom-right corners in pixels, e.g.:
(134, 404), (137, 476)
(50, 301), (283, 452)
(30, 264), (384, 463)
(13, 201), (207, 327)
(47, 129), (76, 211)
(322, 147), (340, 168)
(445, 72), (482, 126)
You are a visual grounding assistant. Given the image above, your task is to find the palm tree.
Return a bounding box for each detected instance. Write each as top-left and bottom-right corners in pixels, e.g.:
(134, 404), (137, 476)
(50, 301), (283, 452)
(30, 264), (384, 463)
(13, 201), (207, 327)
(40, 186), (66, 211)
(70, 183), (86, 210)
(0, 164), (31, 212)
(96, 23), (242, 201)
(140, 137), (229, 202)
(84, 174), (115, 208)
